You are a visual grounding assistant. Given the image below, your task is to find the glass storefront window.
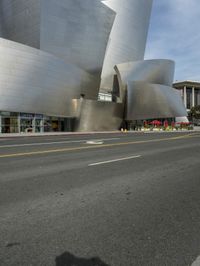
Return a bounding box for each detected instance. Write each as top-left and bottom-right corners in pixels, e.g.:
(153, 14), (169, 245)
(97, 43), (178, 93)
(35, 119), (40, 132)
(20, 118), (33, 133)
(52, 120), (59, 131)
(19, 112), (34, 132)
(1, 112), (19, 133)
(44, 117), (52, 132)
(2, 117), (11, 133)
(0, 111), (69, 133)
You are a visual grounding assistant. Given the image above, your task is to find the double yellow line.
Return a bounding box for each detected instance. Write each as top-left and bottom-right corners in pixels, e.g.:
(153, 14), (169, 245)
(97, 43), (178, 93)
(0, 133), (199, 158)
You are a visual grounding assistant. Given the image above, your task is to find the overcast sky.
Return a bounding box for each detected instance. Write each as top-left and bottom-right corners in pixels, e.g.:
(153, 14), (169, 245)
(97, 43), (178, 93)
(145, 0), (200, 82)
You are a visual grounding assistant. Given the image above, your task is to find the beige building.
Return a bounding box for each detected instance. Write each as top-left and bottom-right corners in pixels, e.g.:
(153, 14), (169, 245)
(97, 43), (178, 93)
(173, 81), (200, 110)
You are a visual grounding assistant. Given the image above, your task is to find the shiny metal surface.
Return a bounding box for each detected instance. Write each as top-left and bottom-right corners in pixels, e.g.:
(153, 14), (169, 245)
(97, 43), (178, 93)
(75, 99), (123, 132)
(114, 59), (187, 120)
(0, 0), (115, 80)
(101, 0), (153, 90)
(40, 0), (115, 78)
(0, 0), (187, 131)
(0, 38), (97, 117)
(115, 59), (175, 102)
(126, 81), (187, 120)
(0, 0), (41, 48)
(115, 59), (175, 88)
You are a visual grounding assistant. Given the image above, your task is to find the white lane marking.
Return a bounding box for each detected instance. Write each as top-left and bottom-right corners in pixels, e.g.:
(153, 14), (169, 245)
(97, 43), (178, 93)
(0, 138), (120, 148)
(88, 155), (141, 166)
(86, 141), (104, 145)
(88, 138), (120, 142)
(191, 255), (200, 266)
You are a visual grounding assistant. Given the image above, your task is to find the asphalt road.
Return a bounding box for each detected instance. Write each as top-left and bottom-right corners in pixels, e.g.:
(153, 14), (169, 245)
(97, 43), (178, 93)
(0, 131), (200, 266)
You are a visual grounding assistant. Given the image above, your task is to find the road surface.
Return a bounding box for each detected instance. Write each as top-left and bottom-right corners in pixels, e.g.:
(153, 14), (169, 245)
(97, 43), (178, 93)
(0, 132), (200, 266)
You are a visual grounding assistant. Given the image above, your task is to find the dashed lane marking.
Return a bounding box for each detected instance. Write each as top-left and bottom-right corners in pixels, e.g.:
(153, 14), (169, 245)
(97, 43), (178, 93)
(88, 155), (141, 166)
(0, 133), (197, 158)
(0, 138), (120, 148)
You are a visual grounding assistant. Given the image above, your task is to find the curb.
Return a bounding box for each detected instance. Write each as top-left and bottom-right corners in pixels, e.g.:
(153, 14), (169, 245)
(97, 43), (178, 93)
(0, 129), (199, 138)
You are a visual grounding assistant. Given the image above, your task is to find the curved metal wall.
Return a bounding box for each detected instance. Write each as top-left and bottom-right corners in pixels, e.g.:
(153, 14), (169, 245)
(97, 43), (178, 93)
(40, 0), (115, 77)
(0, 0), (115, 79)
(126, 81), (187, 120)
(0, 1), (187, 131)
(0, 38), (97, 117)
(0, 0), (41, 49)
(101, 0), (153, 90)
(115, 59), (175, 102)
(115, 60), (175, 88)
(74, 99), (123, 132)
(114, 59), (187, 120)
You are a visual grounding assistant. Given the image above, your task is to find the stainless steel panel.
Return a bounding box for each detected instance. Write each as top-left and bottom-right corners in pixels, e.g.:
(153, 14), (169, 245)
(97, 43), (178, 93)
(101, 0), (153, 90)
(40, 0), (115, 77)
(115, 59), (175, 102)
(0, 0), (116, 82)
(0, 0), (41, 48)
(0, 0), (187, 132)
(75, 99), (123, 131)
(126, 81), (188, 120)
(0, 38), (97, 117)
(115, 59), (175, 87)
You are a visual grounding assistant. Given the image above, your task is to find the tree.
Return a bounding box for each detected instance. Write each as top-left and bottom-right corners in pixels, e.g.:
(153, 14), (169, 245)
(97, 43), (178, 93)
(190, 105), (200, 120)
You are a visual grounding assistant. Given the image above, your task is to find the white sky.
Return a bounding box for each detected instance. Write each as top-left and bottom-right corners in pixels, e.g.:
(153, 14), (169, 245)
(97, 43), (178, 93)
(145, 0), (200, 82)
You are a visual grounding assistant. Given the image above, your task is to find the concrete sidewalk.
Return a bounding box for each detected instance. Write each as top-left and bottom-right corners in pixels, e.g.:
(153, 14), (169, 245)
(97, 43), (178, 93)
(0, 127), (200, 138)
(0, 131), (121, 138)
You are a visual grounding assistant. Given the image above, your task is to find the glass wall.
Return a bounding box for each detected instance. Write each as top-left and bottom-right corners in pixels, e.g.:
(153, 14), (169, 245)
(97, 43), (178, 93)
(34, 114), (44, 133)
(98, 92), (112, 102)
(43, 116), (66, 132)
(20, 113), (34, 133)
(0, 112), (68, 134)
(1, 112), (19, 133)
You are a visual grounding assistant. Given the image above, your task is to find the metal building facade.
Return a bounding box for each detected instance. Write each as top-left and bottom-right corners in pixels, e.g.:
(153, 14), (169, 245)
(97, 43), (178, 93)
(0, 0), (187, 133)
(101, 0), (153, 90)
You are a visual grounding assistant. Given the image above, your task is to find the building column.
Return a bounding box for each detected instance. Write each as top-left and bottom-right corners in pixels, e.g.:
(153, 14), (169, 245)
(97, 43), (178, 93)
(18, 114), (21, 133)
(40, 119), (44, 133)
(184, 86), (187, 107)
(192, 87), (195, 107)
(32, 118), (36, 133)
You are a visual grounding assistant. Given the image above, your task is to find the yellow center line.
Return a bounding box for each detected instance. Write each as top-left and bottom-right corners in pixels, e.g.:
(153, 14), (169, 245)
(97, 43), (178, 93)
(0, 133), (199, 158)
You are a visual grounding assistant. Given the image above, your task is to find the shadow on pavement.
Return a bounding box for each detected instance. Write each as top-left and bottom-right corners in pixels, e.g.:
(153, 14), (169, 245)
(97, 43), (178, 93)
(55, 251), (110, 266)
